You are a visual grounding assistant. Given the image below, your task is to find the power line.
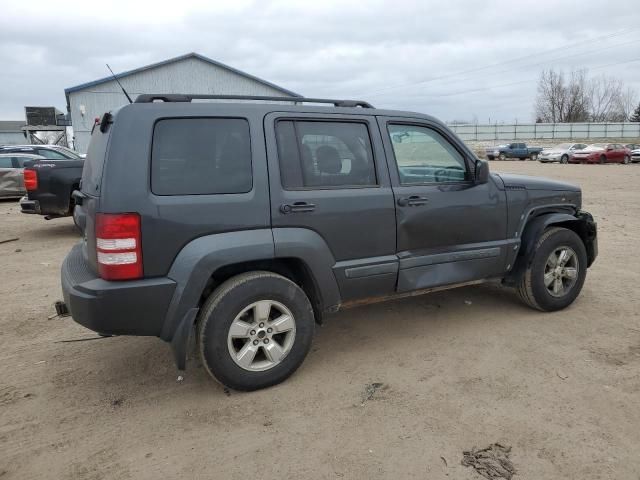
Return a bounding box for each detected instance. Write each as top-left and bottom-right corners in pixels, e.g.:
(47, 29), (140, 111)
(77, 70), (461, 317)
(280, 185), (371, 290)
(384, 37), (639, 92)
(394, 57), (640, 99)
(360, 27), (639, 96)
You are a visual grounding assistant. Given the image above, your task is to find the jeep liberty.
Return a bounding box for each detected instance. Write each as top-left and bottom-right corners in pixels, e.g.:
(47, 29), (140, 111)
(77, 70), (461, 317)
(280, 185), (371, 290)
(61, 95), (597, 391)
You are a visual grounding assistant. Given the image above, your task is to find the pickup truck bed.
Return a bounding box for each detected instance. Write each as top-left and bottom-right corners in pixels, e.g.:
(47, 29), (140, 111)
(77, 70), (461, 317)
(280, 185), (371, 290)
(20, 159), (84, 218)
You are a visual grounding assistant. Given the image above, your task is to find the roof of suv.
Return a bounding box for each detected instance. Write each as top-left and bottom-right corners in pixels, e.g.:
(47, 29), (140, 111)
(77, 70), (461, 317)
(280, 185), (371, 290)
(114, 94), (437, 124)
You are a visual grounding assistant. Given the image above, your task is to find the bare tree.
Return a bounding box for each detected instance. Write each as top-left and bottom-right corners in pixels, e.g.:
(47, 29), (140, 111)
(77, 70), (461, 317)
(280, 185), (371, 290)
(587, 74), (624, 121)
(616, 86), (638, 121)
(535, 69), (589, 122)
(535, 69), (636, 122)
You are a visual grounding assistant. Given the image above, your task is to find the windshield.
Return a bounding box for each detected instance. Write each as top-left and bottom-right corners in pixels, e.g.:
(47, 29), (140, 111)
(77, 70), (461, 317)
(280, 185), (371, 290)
(553, 143), (572, 149)
(589, 144), (606, 149)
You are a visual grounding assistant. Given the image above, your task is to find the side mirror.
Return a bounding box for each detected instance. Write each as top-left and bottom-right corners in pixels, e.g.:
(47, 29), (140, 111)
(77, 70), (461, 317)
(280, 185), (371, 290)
(475, 159), (489, 184)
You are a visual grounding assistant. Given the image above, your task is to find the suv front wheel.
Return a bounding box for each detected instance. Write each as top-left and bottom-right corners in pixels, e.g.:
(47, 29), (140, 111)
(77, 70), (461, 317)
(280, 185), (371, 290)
(197, 271), (315, 391)
(516, 227), (587, 312)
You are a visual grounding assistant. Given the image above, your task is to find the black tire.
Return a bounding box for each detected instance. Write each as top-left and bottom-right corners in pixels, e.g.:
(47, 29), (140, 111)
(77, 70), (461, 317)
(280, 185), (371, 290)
(487, 156), (495, 160)
(197, 271), (315, 391)
(599, 155), (606, 164)
(530, 153), (538, 161)
(560, 154), (569, 164)
(516, 227), (587, 312)
(498, 153), (506, 161)
(623, 155), (630, 164)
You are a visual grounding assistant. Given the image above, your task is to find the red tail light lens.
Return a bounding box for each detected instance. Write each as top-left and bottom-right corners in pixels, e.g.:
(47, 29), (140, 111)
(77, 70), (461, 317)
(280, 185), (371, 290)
(96, 213), (142, 280)
(23, 169), (38, 191)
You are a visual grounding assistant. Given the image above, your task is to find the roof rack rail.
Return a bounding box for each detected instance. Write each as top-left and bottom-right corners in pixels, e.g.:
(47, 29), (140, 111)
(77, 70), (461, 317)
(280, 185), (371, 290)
(134, 94), (374, 108)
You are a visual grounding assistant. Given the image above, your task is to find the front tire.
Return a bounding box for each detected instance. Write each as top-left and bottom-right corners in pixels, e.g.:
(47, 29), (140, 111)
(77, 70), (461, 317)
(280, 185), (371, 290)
(599, 155), (606, 164)
(560, 154), (569, 164)
(530, 153), (538, 161)
(623, 155), (630, 164)
(498, 153), (507, 161)
(197, 271), (315, 391)
(516, 227), (587, 312)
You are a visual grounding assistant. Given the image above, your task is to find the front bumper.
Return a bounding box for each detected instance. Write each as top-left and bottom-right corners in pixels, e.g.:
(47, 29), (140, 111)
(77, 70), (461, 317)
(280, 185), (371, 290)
(61, 243), (176, 336)
(19, 196), (40, 214)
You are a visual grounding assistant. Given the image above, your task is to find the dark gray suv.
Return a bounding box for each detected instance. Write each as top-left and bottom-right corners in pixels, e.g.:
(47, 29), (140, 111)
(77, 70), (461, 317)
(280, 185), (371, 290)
(61, 95), (597, 391)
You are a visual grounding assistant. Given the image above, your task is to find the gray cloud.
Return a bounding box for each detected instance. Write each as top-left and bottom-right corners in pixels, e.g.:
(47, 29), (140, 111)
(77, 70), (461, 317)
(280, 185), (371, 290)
(1, 0), (639, 123)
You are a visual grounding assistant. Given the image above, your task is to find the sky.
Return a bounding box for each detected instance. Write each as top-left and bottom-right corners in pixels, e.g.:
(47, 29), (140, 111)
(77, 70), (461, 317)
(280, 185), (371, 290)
(1, 0), (639, 123)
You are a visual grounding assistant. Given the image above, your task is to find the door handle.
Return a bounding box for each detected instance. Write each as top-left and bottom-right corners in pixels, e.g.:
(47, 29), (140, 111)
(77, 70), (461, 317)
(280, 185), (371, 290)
(397, 195), (428, 207)
(280, 202), (316, 214)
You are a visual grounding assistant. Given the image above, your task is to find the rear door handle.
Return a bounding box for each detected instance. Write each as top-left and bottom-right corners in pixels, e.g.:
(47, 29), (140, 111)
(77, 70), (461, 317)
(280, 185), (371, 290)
(397, 195), (428, 207)
(280, 202), (316, 214)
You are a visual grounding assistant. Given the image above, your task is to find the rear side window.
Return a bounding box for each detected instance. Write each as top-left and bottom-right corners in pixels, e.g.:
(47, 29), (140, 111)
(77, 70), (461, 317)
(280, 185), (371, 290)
(152, 118), (252, 195)
(276, 120), (377, 189)
(37, 149), (68, 159)
(0, 157), (12, 168)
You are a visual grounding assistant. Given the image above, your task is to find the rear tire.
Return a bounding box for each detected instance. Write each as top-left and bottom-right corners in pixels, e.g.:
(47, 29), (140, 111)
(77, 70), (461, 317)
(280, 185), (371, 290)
(530, 153), (538, 161)
(197, 271), (315, 391)
(516, 227), (587, 312)
(599, 155), (606, 164)
(498, 153), (506, 161)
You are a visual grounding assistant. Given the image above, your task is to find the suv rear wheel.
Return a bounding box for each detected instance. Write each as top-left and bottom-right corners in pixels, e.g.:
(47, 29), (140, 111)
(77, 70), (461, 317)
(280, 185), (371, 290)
(516, 227), (587, 312)
(197, 271), (315, 391)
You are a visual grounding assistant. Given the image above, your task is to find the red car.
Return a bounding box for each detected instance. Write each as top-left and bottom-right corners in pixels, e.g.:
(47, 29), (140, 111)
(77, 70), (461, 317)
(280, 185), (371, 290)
(570, 143), (631, 164)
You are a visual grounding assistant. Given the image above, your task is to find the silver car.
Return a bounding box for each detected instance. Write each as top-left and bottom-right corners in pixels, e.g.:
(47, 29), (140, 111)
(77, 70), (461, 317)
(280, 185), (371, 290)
(538, 143), (587, 164)
(0, 153), (44, 199)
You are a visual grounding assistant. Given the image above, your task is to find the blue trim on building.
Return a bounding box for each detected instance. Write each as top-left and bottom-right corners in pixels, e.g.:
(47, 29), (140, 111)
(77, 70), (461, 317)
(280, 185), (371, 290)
(64, 52), (301, 97)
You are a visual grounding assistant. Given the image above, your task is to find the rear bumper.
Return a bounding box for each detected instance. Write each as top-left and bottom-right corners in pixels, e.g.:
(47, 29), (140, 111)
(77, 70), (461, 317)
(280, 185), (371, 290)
(20, 196), (40, 214)
(61, 243), (176, 336)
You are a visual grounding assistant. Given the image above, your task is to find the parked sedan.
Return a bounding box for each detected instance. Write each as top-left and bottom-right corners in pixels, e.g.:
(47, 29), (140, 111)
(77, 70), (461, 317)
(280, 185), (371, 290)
(569, 144), (631, 164)
(539, 143), (587, 163)
(0, 153), (45, 199)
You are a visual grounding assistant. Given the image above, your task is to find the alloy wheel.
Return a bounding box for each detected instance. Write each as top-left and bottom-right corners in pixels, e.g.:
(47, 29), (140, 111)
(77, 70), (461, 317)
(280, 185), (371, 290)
(543, 247), (579, 298)
(227, 300), (296, 372)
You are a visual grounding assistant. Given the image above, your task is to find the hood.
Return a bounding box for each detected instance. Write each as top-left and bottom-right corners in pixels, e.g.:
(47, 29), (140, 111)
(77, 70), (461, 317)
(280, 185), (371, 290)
(541, 149), (564, 154)
(495, 173), (580, 192)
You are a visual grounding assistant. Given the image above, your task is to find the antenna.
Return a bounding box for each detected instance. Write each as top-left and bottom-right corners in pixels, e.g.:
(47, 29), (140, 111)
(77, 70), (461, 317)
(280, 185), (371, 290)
(106, 64), (133, 104)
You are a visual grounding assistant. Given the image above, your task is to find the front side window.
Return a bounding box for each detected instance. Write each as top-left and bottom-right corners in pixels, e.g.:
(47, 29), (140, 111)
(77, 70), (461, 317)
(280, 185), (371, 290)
(151, 118), (252, 195)
(387, 124), (467, 184)
(276, 120), (377, 189)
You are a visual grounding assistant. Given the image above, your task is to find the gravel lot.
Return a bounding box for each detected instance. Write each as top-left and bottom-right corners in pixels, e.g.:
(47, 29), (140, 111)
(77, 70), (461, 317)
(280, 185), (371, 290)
(1, 162), (639, 480)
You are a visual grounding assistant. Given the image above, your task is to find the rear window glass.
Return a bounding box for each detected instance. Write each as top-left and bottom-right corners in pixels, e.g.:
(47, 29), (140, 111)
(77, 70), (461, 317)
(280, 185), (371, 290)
(151, 118), (252, 195)
(81, 127), (110, 195)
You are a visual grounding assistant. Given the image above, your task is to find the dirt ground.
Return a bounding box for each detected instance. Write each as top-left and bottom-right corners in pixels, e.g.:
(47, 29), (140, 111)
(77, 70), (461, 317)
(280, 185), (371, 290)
(1, 161), (639, 480)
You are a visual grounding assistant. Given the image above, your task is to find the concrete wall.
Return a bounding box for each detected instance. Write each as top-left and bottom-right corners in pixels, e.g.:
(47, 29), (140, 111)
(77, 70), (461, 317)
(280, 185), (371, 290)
(68, 57), (292, 152)
(449, 122), (640, 142)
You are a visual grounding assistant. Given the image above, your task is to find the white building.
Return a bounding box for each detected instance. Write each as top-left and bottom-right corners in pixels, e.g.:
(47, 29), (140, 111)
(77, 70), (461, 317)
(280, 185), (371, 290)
(64, 52), (300, 152)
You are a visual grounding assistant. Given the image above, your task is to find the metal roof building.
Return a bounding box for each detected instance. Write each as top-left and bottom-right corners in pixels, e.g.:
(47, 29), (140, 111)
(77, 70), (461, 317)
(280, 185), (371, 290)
(0, 121), (27, 145)
(64, 52), (300, 152)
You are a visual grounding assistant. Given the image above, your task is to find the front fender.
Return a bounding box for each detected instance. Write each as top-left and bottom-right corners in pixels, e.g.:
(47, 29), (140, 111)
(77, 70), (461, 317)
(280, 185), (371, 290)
(504, 211), (597, 285)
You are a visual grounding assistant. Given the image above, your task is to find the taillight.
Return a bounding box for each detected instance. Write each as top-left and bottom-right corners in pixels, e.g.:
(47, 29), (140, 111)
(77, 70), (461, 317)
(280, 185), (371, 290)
(23, 169), (38, 191)
(96, 213), (142, 280)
